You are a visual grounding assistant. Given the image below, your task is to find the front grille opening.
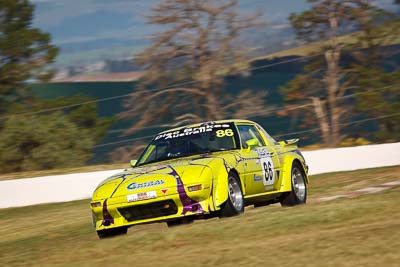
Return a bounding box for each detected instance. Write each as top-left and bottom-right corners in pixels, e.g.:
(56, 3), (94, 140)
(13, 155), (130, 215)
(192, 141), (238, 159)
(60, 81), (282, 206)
(118, 200), (178, 221)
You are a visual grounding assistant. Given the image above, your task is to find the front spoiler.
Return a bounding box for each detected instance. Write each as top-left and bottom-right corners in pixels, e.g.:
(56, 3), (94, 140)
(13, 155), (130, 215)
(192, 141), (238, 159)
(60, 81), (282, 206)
(92, 193), (212, 230)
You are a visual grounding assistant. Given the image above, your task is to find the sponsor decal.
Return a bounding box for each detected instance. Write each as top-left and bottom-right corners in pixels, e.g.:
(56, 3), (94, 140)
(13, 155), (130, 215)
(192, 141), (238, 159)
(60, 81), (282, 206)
(154, 123), (231, 140)
(127, 180), (165, 190)
(261, 157), (275, 186)
(127, 191), (157, 202)
(256, 148), (269, 158)
(161, 188), (168, 194)
(253, 174), (263, 182)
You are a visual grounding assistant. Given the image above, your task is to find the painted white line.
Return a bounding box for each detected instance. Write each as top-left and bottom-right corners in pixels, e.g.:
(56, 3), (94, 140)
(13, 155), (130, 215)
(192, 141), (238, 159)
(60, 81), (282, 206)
(319, 195), (346, 202)
(317, 180), (400, 202)
(353, 187), (387, 194)
(381, 181), (400, 187)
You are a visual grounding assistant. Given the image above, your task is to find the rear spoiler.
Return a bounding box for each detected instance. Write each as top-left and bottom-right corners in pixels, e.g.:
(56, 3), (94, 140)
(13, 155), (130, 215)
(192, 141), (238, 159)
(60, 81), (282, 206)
(279, 138), (299, 146)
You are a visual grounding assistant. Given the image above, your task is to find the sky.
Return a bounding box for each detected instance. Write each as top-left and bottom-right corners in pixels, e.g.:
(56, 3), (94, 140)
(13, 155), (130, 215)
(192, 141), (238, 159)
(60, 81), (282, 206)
(30, 0), (398, 67)
(31, 0), (308, 46)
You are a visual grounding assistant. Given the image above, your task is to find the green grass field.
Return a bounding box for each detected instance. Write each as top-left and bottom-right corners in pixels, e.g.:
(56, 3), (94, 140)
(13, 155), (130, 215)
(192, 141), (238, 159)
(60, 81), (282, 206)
(1, 166), (399, 267)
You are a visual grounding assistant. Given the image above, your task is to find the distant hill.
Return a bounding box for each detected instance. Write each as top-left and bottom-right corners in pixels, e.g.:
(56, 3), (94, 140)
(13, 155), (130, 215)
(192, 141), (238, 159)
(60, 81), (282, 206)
(52, 71), (144, 83)
(32, 0), (399, 70)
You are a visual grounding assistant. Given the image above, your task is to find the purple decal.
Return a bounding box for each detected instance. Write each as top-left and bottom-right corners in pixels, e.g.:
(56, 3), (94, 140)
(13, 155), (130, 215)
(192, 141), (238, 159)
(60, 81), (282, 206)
(109, 174), (129, 198)
(222, 159), (230, 173)
(101, 199), (114, 227)
(191, 153), (230, 173)
(233, 152), (259, 165)
(168, 166), (204, 215)
(208, 174), (214, 211)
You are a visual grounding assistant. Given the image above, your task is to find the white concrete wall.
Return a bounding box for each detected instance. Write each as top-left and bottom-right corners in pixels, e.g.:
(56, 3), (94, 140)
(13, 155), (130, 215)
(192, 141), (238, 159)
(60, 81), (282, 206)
(0, 169), (123, 209)
(302, 142), (400, 175)
(0, 142), (399, 209)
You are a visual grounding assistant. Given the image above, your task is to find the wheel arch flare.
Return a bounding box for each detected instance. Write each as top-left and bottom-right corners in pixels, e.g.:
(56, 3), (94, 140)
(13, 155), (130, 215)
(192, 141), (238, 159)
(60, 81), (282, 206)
(280, 153), (309, 192)
(210, 164), (242, 211)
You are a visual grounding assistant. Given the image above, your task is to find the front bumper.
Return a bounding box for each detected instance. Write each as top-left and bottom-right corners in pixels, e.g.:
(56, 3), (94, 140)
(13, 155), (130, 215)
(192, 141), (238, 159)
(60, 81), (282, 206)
(91, 191), (212, 230)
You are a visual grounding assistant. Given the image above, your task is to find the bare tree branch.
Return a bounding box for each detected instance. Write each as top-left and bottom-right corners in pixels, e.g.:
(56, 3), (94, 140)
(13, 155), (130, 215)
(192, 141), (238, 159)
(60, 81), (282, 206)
(120, 0), (268, 137)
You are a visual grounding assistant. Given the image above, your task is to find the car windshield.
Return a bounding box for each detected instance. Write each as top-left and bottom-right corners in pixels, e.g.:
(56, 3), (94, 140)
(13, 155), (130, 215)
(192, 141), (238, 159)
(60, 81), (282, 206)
(136, 122), (239, 166)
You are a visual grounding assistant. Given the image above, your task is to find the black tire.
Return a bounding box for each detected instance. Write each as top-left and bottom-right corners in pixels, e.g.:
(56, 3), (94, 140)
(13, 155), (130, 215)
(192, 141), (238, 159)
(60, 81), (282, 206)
(253, 202), (270, 208)
(280, 162), (307, 207)
(97, 227), (128, 239)
(166, 217), (193, 227)
(253, 198), (279, 208)
(219, 172), (244, 217)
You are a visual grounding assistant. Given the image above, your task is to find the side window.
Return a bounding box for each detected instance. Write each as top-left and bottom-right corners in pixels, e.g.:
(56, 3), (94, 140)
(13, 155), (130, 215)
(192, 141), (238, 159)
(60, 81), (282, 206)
(256, 124), (279, 145)
(237, 125), (266, 148)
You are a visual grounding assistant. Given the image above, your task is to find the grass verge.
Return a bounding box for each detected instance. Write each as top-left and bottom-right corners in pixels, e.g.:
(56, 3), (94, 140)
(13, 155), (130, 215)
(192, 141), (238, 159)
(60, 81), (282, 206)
(0, 166), (399, 266)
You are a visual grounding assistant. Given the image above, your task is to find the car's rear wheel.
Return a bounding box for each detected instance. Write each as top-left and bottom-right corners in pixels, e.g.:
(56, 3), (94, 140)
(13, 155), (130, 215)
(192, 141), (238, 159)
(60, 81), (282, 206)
(97, 226), (127, 239)
(219, 172), (244, 217)
(280, 162), (307, 206)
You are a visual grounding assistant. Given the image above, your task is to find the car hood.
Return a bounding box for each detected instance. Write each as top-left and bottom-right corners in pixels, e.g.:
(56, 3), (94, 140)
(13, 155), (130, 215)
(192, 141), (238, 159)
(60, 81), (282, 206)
(92, 154), (225, 200)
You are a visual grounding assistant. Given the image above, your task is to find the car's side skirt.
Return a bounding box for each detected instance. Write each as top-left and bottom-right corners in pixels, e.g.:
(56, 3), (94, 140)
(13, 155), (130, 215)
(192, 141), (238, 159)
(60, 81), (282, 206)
(244, 190), (281, 200)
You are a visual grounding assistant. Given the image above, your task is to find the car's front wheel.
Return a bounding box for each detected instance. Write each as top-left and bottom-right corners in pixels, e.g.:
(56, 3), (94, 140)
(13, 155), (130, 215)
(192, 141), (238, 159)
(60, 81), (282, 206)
(219, 172), (244, 217)
(97, 226), (128, 239)
(280, 162), (307, 206)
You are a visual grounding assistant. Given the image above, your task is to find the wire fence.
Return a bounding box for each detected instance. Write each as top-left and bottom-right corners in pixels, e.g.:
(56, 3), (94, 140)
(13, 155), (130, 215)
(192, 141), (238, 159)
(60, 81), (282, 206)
(2, 49), (399, 150)
(0, 54), (318, 121)
(93, 112), (400, 149)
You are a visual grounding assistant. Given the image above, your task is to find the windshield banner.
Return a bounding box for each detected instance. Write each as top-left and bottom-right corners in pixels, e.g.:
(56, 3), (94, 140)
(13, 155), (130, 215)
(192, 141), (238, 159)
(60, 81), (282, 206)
(155, 123), (232, 140)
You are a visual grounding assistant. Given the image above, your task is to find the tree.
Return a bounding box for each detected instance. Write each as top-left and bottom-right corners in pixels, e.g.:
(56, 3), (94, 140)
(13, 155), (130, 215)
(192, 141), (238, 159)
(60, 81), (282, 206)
(36, 95), (114, 143)
(0, 96), (114, 173)
(0, 1), (114, 171)
(280, 0), (393, 146)
(353, 68), (400, 141)
(120, 0), (269, 135)
(0, 113), (94, 173)
(349, 6), (400, 141)
(0, 0), (58, 116)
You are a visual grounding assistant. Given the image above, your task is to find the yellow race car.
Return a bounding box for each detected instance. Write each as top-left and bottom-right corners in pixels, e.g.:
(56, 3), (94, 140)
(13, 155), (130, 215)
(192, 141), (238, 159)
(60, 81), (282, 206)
(91, 120), (309, 238)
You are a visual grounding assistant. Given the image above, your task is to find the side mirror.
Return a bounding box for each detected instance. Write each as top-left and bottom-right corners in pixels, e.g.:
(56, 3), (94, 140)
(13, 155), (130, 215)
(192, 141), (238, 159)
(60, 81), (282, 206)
(130, 159), (137, 167)
(245, 138), (259, 150)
